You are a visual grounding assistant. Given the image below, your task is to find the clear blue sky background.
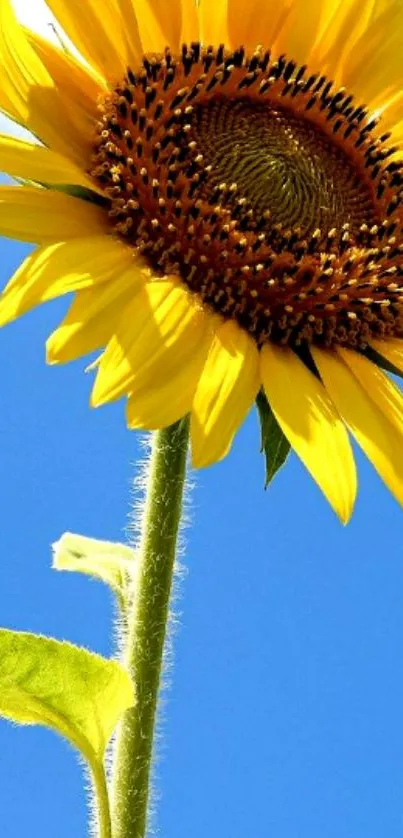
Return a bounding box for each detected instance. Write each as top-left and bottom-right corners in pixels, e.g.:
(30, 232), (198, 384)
(1, 232), (403, 838)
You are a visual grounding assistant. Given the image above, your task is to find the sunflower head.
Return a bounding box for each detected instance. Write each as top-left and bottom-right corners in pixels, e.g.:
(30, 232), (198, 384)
(1, 0), (403, 522)
(92, 41), (403, 352)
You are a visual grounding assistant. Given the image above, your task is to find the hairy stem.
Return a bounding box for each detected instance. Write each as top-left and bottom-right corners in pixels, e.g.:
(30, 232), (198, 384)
(111, 418), (190, 838)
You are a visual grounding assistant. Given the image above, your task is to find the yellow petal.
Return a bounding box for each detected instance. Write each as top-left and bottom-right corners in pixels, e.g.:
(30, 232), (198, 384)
(126, 333), (211, 430)
(0, 0), (90, 164)
(0, 236), (134, 326)
(26, 29), (104, 167)
(388, 113), (403, 149)
(119, 0), (184, 54)
(342, 2), (403, 107)
(0, 186), (108, 243)
(191, 320), (260, 468)
(110, 0), (144, 68)
(181, 0), (199, 43)
(273, 0), (334, 67)
(46, 0), (129, 81)
(0, 134), (100, 195)
(370, 337), (403, 374)
(338, 347), (403, 438)
(261, 344), (356, 523)
(92, 279), (209, 406)
(26, 29), (105, 98)
(0, 0), (50, 125)
(228, 0), (292, 52)
(313, 0), (376, 83)
(312, 346), (403, 509)
(199, 0), (229, 45)
(46, 269), (142, 364)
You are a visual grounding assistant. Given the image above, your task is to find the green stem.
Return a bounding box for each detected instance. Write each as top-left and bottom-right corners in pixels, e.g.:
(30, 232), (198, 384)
(92, 761), (112, 838)
(111, 418), (190, 838)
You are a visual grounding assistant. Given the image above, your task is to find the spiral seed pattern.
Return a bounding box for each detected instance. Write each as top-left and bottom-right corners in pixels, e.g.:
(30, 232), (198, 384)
(193, 99), (376, 235)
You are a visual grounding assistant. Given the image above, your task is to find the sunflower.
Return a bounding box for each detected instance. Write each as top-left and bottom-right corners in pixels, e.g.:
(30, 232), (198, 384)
(1, 0), (403, 521)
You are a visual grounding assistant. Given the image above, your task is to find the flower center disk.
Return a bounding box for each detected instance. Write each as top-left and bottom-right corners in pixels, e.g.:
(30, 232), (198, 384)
(92, 44), (403, 350)
(192, 98), (376, 234)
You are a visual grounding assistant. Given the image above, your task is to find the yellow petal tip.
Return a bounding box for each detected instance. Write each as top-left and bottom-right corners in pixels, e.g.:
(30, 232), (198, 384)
(45, 338), (59, 366)
(337, 505), (354, 527)
(90, 389), (103, 409)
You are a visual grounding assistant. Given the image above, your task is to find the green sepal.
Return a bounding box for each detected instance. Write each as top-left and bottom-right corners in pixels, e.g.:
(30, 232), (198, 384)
(50, 182), (107, 206)
(364, 345), (403, 380)
(52, 532), (136, 611)
(256, 390), (291, 488)
(0, 628), (134, 765)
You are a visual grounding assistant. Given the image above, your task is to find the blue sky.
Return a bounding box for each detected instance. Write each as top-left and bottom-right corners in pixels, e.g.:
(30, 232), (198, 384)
(1, 229), (403, 838)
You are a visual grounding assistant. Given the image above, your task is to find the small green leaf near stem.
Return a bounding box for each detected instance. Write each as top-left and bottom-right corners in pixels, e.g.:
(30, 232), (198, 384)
(53, 531), (136, 612)
(110, 418), (190, 838)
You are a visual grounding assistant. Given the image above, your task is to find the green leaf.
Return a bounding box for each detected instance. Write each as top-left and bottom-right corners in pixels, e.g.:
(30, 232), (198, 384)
(0, 628), (134, 764)
(256, 390), (291, 488)
(52, 532), (136, 609)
